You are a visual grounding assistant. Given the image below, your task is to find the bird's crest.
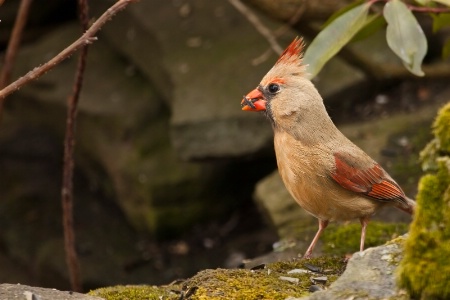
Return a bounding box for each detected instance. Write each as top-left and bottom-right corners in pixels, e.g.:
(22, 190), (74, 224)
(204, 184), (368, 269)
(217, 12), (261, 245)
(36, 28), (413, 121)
(275, 37), (305, 66)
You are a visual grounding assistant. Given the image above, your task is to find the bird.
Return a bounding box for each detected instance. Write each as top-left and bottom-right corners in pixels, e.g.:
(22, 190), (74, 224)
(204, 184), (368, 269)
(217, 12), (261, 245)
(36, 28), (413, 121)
(240, 37), (416, 258)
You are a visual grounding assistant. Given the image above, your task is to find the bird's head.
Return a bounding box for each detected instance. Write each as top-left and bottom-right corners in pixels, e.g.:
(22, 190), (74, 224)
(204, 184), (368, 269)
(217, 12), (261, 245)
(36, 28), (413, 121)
(241, 37), (326, 131)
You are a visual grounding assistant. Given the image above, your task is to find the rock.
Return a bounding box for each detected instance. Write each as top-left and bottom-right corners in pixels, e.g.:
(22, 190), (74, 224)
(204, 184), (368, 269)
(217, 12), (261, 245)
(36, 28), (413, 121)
(1, 20), (269, 289)
(397, 103), (450, 299)
(0, 284), (102, 300)
(90, 0), (286, 160)
(308, 285), (323, 293)
(7, 22), (237, 235)
(242, 0), (354, 22)
(312, 55), (367, 105)
(0, 1), (75, 44)
(311, 276), (327, 284)
(86, 241), (414, 299)
(302, 238), (409, 300)
(279, 276), (300, 284)
(88, 0), (372, 161)
(253, 171), (316, 239)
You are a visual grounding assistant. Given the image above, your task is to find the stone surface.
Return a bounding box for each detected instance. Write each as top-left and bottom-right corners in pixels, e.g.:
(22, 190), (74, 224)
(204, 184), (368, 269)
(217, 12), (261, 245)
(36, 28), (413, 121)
(8, 22), (236, 235)
(0, 284), (103, 300)
(254, 171), (316, 239)
(243, 0), (354, 22)
(90, 0), (284, 160)
(312, 55), (367, 104)
(2, 20), (271, 289)
(301, 239), (409, 300)
(88, 0), (369, 161)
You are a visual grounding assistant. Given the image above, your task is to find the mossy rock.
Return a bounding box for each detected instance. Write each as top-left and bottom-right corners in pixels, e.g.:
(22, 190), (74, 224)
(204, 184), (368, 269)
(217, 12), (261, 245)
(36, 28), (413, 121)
(433, 103), (450, 153)
(90, 257), (346, 300)
(89, 285), (175, 300)
(398, 102), (450, 299)
(322, 221), (409, 256)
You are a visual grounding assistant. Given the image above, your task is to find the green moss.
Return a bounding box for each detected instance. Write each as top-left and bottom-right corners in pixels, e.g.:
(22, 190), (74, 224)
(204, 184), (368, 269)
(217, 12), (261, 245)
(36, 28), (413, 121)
(88, 257), (345, 300)
(186, 269), (305, 300)
(321, 221), (409, 255)
(183, 257), (346, 300)
(398, 102), (450, 299)
(433, 102), (450, 153)
(88, 285), (176, 300)
(421, 103), (450, 171)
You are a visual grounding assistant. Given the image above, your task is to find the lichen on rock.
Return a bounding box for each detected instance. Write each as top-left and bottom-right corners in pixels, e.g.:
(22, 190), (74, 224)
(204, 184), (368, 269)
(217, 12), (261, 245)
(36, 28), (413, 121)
(397, 102), (450, 299)
(89, 257), (346, 300)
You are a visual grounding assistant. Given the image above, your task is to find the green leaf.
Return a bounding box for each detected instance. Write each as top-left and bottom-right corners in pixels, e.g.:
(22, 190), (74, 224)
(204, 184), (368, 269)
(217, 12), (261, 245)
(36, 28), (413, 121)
(431, 13), (450, 32)
(303, 3), (372, 79)
(443, 37), (450, 59)
(384, 0), (428, 76)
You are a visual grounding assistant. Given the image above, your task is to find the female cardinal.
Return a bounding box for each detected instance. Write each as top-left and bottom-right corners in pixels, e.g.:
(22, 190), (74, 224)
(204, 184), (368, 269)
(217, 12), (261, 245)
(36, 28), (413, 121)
(241, 37), (416, 258)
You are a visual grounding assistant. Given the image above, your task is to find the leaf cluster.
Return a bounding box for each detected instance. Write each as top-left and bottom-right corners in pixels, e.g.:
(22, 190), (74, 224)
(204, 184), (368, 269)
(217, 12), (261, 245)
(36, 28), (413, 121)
(304, 0), (450, 78)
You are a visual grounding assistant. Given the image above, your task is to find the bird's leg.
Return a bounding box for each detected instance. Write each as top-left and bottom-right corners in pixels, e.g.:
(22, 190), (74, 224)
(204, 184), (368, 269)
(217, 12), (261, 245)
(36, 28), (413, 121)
(303, 219), (329, 259)
(359, 216), (370, 252)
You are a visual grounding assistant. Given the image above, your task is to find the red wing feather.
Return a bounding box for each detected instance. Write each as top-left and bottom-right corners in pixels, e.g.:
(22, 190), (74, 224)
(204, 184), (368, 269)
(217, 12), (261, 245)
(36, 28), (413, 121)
(331, 152), (406, 203)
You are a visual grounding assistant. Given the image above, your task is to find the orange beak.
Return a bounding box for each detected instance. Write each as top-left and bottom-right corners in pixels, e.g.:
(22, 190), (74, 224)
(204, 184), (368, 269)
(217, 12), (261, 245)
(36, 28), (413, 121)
(241, 88), (267, 111)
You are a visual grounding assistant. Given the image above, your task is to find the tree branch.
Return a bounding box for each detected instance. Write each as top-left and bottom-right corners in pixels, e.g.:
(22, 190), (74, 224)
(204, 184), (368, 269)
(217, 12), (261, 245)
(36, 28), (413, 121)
(227, 0), (283, 55)
(61, 0), (90, 292)
(0, 0), (33, 118)
(408, 4), (450, 13)
(0, 0), (138, 102)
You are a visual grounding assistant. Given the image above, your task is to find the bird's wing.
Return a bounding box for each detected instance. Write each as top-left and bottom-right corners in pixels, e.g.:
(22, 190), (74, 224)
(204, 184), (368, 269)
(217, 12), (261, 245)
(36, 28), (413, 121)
(330, 151), (406, 203)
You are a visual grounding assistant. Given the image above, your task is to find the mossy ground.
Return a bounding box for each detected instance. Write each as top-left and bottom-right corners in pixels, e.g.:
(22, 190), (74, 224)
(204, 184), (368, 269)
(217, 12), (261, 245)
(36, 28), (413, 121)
(321, 221), (409, 256)
(89, 285), (175, 300)
(89, 256), (346, 300)
(398, 102), (450, 299)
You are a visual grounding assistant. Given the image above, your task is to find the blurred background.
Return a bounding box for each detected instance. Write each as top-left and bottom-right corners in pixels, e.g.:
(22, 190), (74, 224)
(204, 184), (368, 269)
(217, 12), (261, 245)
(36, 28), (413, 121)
(0, 0), (449, 291)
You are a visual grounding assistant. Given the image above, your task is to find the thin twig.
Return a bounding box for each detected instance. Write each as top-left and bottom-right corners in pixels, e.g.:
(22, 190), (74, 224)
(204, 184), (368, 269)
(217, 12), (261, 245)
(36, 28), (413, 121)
(0, 0), (33, 119)
(61, 0), (90, 292)
(252, 3), (307, 65)
(274, 2), (307, 36)
(227, 0), (283, 55)
(408, 5), (450, 13)
(368, 0), (450, 13)
(0, 0), (138, 101)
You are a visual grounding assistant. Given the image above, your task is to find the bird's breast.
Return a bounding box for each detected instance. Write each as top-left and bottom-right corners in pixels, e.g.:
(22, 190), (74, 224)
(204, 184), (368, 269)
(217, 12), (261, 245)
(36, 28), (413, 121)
(273, 132), (380, 221)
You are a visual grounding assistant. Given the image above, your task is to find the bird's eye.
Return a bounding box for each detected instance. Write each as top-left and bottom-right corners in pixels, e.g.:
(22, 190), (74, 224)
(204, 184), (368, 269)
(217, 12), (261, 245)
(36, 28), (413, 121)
(267, 83), (280, 94)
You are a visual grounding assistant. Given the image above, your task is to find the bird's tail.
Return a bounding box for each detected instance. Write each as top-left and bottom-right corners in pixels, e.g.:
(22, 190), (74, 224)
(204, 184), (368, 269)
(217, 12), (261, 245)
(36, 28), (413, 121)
(396, 197), (416, 215)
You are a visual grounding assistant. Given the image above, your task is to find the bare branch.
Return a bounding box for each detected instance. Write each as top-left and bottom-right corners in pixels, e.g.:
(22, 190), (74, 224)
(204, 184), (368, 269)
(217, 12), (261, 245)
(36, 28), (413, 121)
(61, 0), (90, 292)
(0, 0), (139, 101)
(227, 0), (283, 55)
(0, 0), (33, 117)
(274, 3), (307, 37)
(407, 4), (450, 13)
(251, 3), (306, 66)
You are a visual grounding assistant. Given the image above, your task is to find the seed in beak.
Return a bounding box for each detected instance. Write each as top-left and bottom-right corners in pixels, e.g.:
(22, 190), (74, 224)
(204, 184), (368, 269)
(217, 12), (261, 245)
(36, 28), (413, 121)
(241, 95), (256, 109)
